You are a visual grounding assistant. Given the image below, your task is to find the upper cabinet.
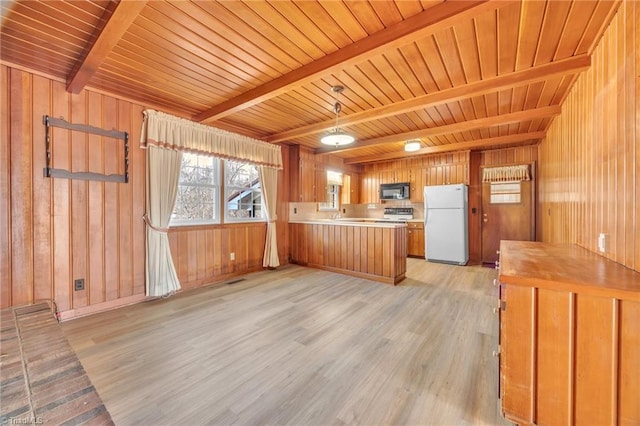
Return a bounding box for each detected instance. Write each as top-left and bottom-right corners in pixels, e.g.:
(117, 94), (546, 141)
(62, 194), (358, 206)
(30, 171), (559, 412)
(314, 166), (328, 204)
(360, 171), (381, 204)
(289, 145), (320, 202)
(289, 145), (361, 205)
(341, 173), (359, 205)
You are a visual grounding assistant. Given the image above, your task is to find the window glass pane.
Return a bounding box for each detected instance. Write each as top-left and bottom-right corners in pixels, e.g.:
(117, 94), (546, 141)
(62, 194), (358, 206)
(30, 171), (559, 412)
(171, 153), (220, 225)
(490, 181), (521, 204)
(318, 184), (339, 210)
(225, 160), (263, 222)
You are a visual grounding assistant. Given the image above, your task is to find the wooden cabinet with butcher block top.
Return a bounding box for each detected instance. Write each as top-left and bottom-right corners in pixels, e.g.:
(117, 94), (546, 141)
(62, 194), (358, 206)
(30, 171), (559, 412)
(496, 241), (640, 426)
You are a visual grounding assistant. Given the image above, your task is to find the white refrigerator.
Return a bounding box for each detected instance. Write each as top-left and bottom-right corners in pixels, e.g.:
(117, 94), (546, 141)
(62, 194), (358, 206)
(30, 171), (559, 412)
(424, 184), (468, 265)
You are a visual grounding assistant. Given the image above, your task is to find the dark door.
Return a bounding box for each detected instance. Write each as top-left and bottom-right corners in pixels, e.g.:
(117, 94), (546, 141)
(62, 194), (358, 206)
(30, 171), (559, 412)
(481, 180), (534, 264)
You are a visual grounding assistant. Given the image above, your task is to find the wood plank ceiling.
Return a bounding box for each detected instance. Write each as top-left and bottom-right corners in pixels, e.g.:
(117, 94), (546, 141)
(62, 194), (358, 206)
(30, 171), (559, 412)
(0, 0), (620, 164)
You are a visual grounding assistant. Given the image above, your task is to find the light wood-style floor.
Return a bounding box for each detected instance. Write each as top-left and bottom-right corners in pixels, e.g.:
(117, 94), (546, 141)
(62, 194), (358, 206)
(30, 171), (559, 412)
(62, 259), (512, 426)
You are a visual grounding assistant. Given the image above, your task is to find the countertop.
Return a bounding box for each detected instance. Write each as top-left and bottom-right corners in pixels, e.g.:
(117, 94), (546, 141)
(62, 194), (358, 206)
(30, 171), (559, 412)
(498, 240), (640, 301)
(289, 218), (407, 228)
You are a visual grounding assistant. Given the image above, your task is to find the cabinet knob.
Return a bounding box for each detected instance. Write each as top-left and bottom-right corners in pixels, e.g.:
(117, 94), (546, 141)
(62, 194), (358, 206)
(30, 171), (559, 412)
(493, 349), (501, 357)
(496, 250), (500, 255)
(493, 307), (500, 314)
(493, 278), (498, 287)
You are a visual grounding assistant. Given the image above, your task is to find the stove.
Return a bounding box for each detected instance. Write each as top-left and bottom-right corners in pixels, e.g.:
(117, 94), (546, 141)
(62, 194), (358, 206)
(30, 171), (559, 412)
(382, 207), (413, 222)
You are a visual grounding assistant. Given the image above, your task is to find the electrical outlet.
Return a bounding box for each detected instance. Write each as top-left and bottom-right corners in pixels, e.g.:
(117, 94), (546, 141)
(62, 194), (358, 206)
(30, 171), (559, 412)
(230, 252), (235, 261)
(74, 278), (85, 291)
(598, 233), (607, 253)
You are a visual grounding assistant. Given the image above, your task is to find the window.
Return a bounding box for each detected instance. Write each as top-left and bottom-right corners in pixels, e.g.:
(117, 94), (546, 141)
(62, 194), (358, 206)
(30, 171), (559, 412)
(318, 170), (342, 211)
(319, 185), (339, 211)
(490, 181), (521, 204)
(171, 153), (221, 225)
(171, 155), (265, 225)
(225, 160), (263, 221)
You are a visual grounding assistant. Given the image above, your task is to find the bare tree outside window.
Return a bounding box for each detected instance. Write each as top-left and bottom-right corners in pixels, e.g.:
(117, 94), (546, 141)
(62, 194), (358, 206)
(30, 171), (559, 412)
(170, 155), (264, 225)
(171, 153), (220, 224)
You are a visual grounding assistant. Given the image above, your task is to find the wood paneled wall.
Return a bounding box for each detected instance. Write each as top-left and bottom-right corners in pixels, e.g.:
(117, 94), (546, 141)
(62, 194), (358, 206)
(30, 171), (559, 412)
(169, 223), (267, 289)
(169, 146), (291, 289)
(1, 65), (147, 314)
(1, 65), (291, 315)
(481, 146), (538, 166)
(359, 151), (470, 203)
(537, 0), (638, 272)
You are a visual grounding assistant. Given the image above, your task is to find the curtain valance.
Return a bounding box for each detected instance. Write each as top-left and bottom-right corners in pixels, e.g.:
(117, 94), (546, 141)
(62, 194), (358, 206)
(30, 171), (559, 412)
(140, 109), (282, 169)
(326, 170), (343, 186)
(482, 164), (530, 183)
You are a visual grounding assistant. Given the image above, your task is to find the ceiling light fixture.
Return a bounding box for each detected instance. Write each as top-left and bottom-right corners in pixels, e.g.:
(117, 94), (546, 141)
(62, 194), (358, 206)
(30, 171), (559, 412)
(404, 140), (421, 152)
(321, 85), (354, 146)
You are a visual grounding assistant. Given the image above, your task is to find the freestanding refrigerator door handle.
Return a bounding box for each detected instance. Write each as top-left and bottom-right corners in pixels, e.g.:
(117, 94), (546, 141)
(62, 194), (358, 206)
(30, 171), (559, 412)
(423, 187), (429, 224)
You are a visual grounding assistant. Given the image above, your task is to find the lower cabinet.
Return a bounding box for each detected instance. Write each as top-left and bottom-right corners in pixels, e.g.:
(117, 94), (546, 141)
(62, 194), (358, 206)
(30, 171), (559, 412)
(407, 221), (424, 258)
(497, 241), (640, 426)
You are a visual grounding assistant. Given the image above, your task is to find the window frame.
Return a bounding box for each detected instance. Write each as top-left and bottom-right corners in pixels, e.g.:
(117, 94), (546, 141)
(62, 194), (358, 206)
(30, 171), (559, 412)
(318, 184), (340, 211)
(223, 160), (264, 223)
(170, 153), (222, 227)
(489, 181), (522, 204)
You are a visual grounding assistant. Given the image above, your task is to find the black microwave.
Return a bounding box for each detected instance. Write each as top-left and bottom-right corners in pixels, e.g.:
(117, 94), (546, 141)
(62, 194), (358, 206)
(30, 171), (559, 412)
(380, 182), (410, 200)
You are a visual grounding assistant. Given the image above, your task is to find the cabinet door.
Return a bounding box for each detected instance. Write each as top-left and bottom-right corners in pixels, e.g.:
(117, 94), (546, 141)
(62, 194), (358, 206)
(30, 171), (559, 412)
(340, 173), (359, 205)
(360, 172), (380, 204)
(348, 173), (359, 204)
(299, 160), (315, 202)
(409, 168), (426, 202)
(315, 167), (327, 203)
(407, 222), (425, 257)
(501, 285), (535, 424)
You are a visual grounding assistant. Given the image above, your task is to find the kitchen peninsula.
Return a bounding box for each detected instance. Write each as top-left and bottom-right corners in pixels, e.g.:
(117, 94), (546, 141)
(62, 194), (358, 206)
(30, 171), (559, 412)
(289, 220), (407, 284)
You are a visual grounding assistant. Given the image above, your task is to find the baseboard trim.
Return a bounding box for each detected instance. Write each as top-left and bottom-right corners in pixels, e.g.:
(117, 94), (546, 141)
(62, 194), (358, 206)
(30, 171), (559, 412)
(59, 293), (149, 321)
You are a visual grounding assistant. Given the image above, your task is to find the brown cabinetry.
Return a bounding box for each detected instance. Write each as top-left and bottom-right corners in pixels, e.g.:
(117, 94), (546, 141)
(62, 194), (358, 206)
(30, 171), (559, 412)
(289, 146), (317, 202)
(341, 173), (359, 205)
(497, 241), (640, 426)
(360, 171), (381, 204)
(289, 221), (407, 285)
(407, 222), (424, 258)
(289, 145), (359, 204)
(408, 168), (426, 203)
(298, 158), (316, 202)
(314, 166), (327, 204)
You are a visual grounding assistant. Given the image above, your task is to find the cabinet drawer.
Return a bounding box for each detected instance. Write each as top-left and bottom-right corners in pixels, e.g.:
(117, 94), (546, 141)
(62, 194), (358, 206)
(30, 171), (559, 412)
(407, 221), (423, 230)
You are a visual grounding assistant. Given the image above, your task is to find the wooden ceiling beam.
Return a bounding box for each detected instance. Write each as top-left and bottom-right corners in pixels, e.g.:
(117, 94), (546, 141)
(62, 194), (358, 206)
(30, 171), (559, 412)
(193, 0), (508, 123)
(344, 132), (545, 164)
(267, 55), (589, 143)
(66, 0), (148, 94)
(317, 105), (560, 155)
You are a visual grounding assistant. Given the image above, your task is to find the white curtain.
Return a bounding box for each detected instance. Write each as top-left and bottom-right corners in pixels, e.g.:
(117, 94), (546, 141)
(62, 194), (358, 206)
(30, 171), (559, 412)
(140, 109), (283, 169)
(145, 146), (182, 297)
(482, 164), (531, 183)
(259, 166), (280, 268)
(140, 109), (284, 276)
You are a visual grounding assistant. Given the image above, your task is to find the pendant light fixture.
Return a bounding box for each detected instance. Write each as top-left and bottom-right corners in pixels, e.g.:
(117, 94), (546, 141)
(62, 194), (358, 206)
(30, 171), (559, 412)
(404, 139), (421, 152)
(321, 85), (354, 146)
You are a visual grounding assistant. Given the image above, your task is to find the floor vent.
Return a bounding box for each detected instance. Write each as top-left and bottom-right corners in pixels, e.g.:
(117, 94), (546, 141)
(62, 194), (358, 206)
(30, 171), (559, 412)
(226, 278), (246, 285)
